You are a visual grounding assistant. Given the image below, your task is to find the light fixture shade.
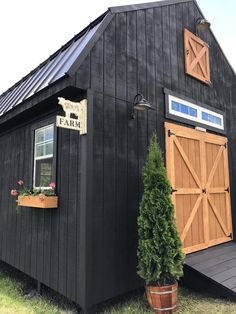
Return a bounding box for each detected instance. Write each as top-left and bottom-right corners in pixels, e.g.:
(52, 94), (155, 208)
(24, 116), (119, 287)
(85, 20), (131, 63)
(133, 94), (152, 111)
(196, 18), (211, 31)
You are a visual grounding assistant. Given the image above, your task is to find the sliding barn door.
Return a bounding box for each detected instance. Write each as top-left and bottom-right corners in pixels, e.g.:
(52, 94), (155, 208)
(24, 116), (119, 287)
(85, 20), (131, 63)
(165, 122), (232, 254)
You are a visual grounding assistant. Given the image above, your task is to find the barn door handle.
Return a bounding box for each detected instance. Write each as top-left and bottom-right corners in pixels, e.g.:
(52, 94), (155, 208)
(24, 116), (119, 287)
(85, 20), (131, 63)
(171, 187), (178, 194)
(202, 188), (207, 194)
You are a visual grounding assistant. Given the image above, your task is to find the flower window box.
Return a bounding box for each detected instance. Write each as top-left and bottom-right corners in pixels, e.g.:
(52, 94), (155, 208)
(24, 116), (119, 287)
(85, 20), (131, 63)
(17, 195), (58, 209)
(11, 180), (58, 209)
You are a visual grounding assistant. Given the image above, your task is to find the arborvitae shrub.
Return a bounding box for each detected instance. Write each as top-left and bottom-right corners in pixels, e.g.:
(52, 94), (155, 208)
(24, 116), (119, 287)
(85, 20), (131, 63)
(137, 134), (185, 286)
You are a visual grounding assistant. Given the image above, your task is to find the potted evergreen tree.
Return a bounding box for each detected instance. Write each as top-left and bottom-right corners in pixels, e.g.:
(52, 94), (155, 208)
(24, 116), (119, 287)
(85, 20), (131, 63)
(137, 134), (185, 314)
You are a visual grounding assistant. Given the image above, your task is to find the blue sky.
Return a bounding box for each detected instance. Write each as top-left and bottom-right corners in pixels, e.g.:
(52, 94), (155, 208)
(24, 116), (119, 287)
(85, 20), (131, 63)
(197, 0), (236, 71)
(0, 0), (235, 94)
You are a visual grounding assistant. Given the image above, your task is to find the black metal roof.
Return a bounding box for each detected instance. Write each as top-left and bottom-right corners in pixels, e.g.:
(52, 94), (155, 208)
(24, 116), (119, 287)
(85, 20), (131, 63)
(0, 11), (108, 117)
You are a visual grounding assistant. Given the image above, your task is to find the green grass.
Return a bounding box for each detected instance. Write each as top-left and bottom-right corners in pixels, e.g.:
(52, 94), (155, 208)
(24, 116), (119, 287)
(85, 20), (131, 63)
(103, 287), (236, 314)
(0, 272), (71, 314)
(1, 270), (236, 314)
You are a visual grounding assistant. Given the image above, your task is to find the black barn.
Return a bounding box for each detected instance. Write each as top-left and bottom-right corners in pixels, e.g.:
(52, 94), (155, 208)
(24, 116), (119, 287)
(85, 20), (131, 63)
(0, 0), (236, 312)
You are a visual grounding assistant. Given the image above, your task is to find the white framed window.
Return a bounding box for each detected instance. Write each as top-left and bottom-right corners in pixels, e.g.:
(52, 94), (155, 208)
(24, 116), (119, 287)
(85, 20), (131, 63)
(34, 124), (54, 189)
(168, 95), (224, 130)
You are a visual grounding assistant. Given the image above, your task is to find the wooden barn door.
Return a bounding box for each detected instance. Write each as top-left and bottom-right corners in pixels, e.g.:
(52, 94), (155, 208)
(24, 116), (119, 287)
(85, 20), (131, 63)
(165, 122), (232, 254)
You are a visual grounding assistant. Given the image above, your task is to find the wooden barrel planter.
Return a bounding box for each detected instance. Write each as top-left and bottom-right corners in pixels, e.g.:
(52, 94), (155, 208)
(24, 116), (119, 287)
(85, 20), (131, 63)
(145, 282), (178, 313)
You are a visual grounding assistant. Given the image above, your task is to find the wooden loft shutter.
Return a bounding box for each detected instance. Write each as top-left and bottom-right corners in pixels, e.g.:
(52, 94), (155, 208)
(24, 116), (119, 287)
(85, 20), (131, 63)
(184, 28), (211, 85)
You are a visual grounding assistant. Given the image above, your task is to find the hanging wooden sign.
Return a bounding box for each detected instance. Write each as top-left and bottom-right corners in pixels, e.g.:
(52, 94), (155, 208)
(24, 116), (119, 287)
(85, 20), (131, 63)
(56, 97), (87, 134)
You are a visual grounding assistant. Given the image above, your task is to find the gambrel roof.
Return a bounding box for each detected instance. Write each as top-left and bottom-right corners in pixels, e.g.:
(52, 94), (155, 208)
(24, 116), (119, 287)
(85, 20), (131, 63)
(0, 0), (234, 118)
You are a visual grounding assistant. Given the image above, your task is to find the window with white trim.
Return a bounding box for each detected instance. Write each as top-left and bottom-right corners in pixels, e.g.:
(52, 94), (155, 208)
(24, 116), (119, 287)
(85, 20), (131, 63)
(34, 124), (54, 188)
(168, 95), (224, 130)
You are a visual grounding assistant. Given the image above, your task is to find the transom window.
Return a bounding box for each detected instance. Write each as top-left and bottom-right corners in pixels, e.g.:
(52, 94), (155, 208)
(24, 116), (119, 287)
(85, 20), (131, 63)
(34, 124), (54, 188)
(171, 101), (197, 118)
(168, 95), (224, 130)
(202, 112), (222, 126)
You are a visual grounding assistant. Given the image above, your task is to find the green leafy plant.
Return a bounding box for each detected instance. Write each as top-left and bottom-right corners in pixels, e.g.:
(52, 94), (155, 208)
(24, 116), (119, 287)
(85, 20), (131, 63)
(137, 134), (185, 286)
(10, 179), (56, 198)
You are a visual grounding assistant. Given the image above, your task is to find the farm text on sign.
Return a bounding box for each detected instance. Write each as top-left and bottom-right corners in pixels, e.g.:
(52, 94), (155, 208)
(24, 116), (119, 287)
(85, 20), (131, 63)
(56, 97), (87, 134)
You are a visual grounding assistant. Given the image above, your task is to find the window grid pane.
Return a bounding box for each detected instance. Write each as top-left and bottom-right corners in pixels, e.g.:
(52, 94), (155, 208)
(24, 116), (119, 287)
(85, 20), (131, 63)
(171, 101), (197, 117)
(34, 125), (54, 188)
(35, 158), (53, 187)
(202, 112), (222, 126)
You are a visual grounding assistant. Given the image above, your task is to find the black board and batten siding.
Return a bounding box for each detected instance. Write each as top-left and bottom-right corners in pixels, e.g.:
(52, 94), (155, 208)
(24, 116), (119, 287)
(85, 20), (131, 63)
(0, 0), (235, 313)
(75, 0), (236, 309)
(0, 110), (82, 298)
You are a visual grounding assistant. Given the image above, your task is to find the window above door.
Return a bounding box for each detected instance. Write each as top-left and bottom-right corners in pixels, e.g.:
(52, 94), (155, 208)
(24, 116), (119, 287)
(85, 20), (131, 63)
(164, 89), (225, 134)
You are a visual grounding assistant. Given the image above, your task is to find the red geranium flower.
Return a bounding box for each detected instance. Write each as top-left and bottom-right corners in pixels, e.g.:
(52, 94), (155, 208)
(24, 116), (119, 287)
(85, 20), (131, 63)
(17, 180), (24, 186)
(11, 190), (18, 197)
(50, 182), (56, 189)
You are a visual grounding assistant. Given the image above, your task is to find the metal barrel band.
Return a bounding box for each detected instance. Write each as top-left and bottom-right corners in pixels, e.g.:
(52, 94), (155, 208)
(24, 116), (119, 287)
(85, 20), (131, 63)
(153, 305), (177, 311)
(149, 288), (177, 295)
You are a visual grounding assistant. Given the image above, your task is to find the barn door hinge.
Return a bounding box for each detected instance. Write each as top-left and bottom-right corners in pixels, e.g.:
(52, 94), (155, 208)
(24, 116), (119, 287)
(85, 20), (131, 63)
(225, 187), (229, 192)
(171, 187), (178, 194)
(168, 129), (175, 137)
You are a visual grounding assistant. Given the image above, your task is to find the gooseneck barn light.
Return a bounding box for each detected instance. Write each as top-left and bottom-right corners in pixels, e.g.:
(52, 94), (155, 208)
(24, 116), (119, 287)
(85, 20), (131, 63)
(195, 18), (211, 35)
(131, 93), (152, 119)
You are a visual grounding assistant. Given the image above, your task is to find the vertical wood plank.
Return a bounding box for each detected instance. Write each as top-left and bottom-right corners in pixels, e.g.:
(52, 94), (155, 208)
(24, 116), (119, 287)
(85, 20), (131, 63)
(126, 10), (141, 290)
(169, 4), (178, 90)
(58, 127), (70, 295)
(200, 135), (209, 247)
(66, 130), (79, 301)
(114, 12), (128, 294)
(162, 5), (171, 89)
